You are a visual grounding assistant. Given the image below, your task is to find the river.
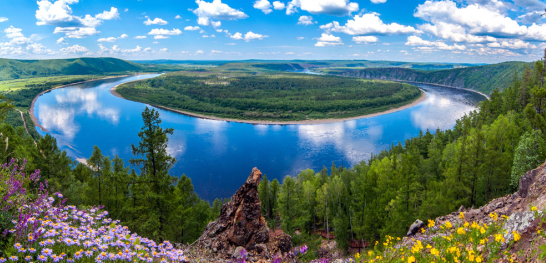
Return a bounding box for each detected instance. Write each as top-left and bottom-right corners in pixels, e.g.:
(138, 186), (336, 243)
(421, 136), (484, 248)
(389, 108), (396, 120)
(33, 74), (486, 201)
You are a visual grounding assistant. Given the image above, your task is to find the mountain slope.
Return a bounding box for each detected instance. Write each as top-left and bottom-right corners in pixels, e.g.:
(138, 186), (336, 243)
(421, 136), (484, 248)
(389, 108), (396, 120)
(324, 61), (531, 95)
(0, 57), (145, 80)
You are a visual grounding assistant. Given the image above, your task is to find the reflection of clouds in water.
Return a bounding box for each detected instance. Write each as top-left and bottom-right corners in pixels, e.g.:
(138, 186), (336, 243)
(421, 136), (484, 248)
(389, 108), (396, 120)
(39, 88), (120, 142)
(194, 118), (228, 154)
(254, 124), (268, 136)
(297, 121), (384, 165)
(38, 104), (79, 140)
(411, 91), (476, 131)
(166, 130), (187, 159)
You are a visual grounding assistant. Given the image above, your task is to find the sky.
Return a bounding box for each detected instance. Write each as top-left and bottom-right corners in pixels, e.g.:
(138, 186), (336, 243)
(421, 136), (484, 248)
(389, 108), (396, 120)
(1, 0), (546, 63)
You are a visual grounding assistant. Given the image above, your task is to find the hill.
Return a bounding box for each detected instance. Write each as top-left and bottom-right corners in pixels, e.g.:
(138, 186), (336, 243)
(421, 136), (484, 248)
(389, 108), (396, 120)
(0, 57), (145, 80)
(321, 61), (531, 95)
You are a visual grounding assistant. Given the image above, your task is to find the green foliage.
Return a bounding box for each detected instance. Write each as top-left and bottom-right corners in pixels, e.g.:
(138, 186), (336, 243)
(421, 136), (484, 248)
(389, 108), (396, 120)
(327, 61), (531, 95)
(511, 130), (546, 189)
(116, 71), (422, 121)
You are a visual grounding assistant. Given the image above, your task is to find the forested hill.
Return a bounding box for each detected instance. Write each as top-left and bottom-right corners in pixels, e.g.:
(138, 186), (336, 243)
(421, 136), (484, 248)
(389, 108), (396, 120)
(323, 61), (531, 95)
(0, 57), (145, 80)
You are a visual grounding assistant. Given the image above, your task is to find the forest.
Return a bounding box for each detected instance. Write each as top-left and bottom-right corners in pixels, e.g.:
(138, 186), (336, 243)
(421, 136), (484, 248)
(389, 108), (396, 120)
(0, 55), (543, 261)
(116, 72), (422, 121)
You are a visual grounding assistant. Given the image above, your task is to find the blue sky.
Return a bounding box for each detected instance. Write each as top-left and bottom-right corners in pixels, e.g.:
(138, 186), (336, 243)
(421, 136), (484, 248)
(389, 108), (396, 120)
(1, 0), (546, 63)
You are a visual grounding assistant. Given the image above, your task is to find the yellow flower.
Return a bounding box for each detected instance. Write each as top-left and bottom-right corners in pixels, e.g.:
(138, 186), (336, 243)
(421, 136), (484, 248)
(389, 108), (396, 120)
(513, 231), (521, 242)
(355, 253), (360, 259)
(431, 248), (440, 256)
(408, 256), (416, 263)
(368, 251), (373, 257)
(459, 212), (465, 220)
(489, 212), (498, 221)
(457, 227), (466, 235)
(428, 219), (435, 228)
(480, 227), (486, 234)
(479, 239), (486, 245)
(464, 222), (469, 228)
(421, 228), (426, 233)
(538, 229), (542, 234)
(476, 256), (482, 263)
(532, 206), (538, 211)
(445, 221), (452, 229)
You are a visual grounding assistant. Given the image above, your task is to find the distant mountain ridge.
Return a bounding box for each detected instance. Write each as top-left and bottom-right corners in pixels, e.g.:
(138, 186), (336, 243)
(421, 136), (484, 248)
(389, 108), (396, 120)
(0, 57), (144, 80)
(323, 61), (531, 95)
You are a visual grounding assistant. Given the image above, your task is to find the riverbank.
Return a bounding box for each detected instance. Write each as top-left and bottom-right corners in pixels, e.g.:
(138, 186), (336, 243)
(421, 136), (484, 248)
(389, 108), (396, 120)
(111, 82), (427, 125)
(29, 75), (132, 132)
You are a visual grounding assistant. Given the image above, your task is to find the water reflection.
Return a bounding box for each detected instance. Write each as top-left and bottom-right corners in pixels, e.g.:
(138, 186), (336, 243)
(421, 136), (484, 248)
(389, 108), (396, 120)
(34, 76), (486, 200)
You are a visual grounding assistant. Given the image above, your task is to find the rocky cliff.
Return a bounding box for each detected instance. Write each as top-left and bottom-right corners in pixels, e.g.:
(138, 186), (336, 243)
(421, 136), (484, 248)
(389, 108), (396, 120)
(194, 168), (291, 262)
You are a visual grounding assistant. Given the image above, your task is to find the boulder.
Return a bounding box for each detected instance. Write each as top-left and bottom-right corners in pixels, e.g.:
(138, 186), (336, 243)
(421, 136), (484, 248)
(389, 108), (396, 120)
(407, 219), (426, 236)
(195, 168), (291, 260)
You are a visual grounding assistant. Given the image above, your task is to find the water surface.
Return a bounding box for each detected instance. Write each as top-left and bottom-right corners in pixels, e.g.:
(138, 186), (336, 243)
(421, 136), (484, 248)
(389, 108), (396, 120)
(34, 74), (486, 200)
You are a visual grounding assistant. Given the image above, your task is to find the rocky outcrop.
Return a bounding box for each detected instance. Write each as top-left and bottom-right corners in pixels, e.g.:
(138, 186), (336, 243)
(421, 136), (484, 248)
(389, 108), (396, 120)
(194, 168), (292, 261)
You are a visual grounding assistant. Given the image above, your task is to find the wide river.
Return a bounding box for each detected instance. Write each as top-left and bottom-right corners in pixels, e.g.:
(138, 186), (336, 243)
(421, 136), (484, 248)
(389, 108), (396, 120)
(34, 74), (486, 201)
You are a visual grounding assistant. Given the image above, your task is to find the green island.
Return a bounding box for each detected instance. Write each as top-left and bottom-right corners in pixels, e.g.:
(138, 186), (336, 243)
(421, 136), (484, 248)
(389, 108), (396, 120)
(115, 71), (423, 122)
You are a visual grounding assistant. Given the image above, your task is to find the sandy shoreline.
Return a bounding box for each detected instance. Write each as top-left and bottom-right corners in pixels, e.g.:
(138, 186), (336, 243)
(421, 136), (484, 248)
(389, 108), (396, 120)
(29, 75), (132, 132)
(111, 82), (427, 125)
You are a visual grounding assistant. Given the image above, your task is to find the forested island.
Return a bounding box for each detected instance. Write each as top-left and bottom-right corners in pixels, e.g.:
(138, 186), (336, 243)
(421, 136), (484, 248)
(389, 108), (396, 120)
(114, 71), (423, 123)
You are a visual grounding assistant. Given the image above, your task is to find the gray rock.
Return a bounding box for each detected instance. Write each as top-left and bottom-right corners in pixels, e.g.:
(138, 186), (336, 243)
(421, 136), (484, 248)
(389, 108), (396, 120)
(407, 219), (426, 236)
(502, 211), (536, 243)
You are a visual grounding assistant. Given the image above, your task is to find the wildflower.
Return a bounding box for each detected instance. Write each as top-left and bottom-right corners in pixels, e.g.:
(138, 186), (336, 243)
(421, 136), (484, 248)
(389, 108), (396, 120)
(25, 256), (32, 262)
(464, 222), (469, 228)
(8, 256), (17, 262)
(431, 248), (440, 256)
(480, 227), (486, 234)
(459, 212), (465, 220)
(476, 256), (483, 263)
(428, 219), (435, 228)
(489, 212), (498, 221)
(513, 231), (521, 242)
(408, 256), (416, 263)
(0, 258), (5, 263)
(532, 206), (538, 211)
(457, 227), (466, 235)
(445, 221), (452, 229)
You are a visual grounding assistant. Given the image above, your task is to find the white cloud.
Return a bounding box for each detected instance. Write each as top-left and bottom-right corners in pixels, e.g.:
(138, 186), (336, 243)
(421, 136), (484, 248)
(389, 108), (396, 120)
(518, 11), (545, 24)
(273, 1), (286, 10)
(352, 35), (379, 43)
(405, 35), (466, 51)
(371, 0), (386, 3)
(121, 45), (143, 53)
(226, 43), (236, 45)
(134, 35), (147, 39)
(211, 50), (223, 53)
(203, 34), (216, 38)
(124, 8), (128, 12)
(181, 51), (189, 53)
(184, 26), (201, 31)
(297, 36), (305, 40)
(60, 44), (89, 54)
(56, 37), (66, 44)
(286, 0), (359, 16)
(314, 33), (343, 47)
(119, 34), (128, 39)
(254, 0), (273, 14)
(297, 16), (315, 25)
(144, 18), (168, 25)
(160, 48), (168, 52)
(175, 15), (182, 19)
(0, 17), (8, 23)
(486, 39), (536, 50)
(36, 0), (100, 27)
(285, 52), (295, 55)
(53, 27), (99, 38)
(154, 35), (170, 39)
(514, 0), (546, 12)
(98, 37), (116, 42)
(95, 7), (119, 20)
(229, 31), (269, 41)
(26, 43), (54, 54)
(325, 13), (421, 35)
(196, 50), (204, 54)
(193, 0), (248, 27)
(418, 22), (497, 43)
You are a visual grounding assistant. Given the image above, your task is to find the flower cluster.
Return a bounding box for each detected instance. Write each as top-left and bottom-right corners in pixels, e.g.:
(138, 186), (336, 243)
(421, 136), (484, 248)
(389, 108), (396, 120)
(0, 159), (186, 263)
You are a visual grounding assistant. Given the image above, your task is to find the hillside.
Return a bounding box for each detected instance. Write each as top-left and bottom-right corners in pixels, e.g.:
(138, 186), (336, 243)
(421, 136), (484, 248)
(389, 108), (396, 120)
(0, 57), (145, 80)
(321, 61), (531, 95)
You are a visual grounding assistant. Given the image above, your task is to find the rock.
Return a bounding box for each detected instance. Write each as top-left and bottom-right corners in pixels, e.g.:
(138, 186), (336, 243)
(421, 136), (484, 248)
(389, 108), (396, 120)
(407, 219), (426, 236)
(233, 246), (246, 258)
(458, 205), (465, 213)
(503, 212), (536, 242)
(518, 167), (542, 198)
(194, 168), (291, 260)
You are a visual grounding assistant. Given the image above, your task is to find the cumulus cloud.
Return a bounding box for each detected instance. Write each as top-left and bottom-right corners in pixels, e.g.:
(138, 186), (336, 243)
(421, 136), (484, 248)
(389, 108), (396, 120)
(314, 33), (343, 47)
(134, 36), (147, 39)
(159, 48), (168, 52)
(196, 50), (204, 54)
(97, 37), (116, 42)
(119, 34), (128, 39)
(286, 0), (359, 16)
(53, 27), (99, 38)
(154, 35), (170, 39)
(405, 35), (466, 51)
(371, 0), (386, 3)
(324, 12), (421, 35)
(352, 35), (379, 43)
(193, 0), (248, 27)
(0, 17), (8, 22)
(229, 31), (269, 41)
(147, 28), (182, 40)
(297, 36), (305, 40)
(184, 26), (201, 31)
(297, 16), (315, 25)
(60, 44), (89, 54)
(273, 1), (286, 10)
(254, 0), (273, 14)
(95, 7), (119, 20)
(56, 37), (66, 44)
(175, 15), (182, 19)
(486, 39), (536, 50)
(144, 17), (168, 25)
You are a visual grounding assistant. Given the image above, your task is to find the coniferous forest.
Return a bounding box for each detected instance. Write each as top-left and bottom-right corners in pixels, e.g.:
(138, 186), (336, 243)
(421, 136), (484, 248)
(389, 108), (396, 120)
(0, 55), (544, 260)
